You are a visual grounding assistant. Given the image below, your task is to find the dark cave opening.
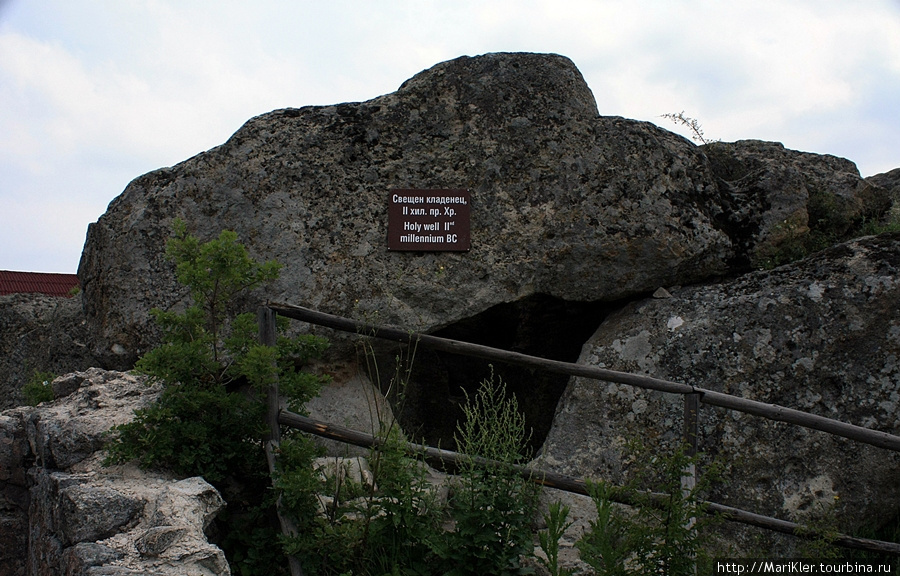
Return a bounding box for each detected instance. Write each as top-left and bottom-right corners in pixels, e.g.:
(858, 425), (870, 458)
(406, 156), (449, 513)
(375, 294), (614, 455)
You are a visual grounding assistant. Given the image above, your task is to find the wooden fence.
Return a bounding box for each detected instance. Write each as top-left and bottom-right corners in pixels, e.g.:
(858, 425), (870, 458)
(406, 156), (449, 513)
(258, 301), (900, 562)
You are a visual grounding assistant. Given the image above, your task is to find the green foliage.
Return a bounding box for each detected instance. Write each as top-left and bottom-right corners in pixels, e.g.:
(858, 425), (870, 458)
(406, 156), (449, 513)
(106, 220), (327, 478)
(361, 427), (443, 574)
(275, 331), (445, 576)
(103, 220), (329, 575)
(219, 502), (292, 576)
(577, 482), (637, 576)
(436, 368), (539, 576)
(845, 512), (900, 573)
(858, 214), (900, 237)
(134, 219), (284, 387)
(280, 426), (442, 576)
(165, 219), (281, 362)
(276, 365), (543, 576)
(274, 434), (326, 525)
(22, 369), (56, 406)
(106, 384), (267, 482)
(538, 501), (574, 576)
(577, 441), (721, 576)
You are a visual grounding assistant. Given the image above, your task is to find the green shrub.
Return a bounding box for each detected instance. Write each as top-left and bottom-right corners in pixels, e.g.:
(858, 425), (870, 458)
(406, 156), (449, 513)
(22, 369), (56, 406)
(796, 496), (844, 559)
(281, 428), (442, 576)
(277, 365), (543, 576)
(538, 501), (574, 576)
(106, 220), (327, 476)
(277, 352), (443, 576)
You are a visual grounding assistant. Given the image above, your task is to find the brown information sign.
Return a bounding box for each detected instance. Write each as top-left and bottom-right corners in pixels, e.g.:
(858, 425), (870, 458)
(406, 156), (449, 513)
(388, 189), (471, 251)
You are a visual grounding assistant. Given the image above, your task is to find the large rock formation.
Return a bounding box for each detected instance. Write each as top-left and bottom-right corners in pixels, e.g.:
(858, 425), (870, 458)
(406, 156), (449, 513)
(0, 51), (897, 572)
(76, 52), (887, 373)
(0, 369), (229, 576)
(867, 167), (900, 199)
(704, 140), (889, 269)
(540, 233), (900, 554)
(72, 51), (892, 463)
(32, 51), (894, 562)
(78, 52), (722, 368)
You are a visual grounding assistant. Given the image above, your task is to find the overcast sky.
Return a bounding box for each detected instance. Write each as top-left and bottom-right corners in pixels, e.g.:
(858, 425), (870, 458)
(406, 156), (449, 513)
(2, 1), (899, 273)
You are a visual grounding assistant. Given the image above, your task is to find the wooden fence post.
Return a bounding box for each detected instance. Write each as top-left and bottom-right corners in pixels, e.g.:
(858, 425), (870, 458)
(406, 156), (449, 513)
(682, 392), (700, 494)
(258, 306), (305, 576)
(683, 392), (700, 455)
(683, 392), (701, 575)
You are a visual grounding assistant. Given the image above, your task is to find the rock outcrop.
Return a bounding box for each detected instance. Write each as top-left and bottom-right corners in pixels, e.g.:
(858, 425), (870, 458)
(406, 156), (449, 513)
(867, 167), (900, 224)
(0, 368), (229, 576)
(77, 52), (721, 368)
(704, 140), (889, 269)
(76, 52), (887, 372)
(867, 167), (900, 198)
(539, 233), (900, 554)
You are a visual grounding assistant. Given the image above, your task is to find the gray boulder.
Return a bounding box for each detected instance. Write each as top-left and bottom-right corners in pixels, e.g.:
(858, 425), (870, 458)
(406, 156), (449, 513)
(71, 49), (893, 491)
(867, 167), (900, 226)
(867, 167), (900, 198)
(76, 53), (888, 383)
(540, 233), (900, 555)
(78, 52), (736, 369)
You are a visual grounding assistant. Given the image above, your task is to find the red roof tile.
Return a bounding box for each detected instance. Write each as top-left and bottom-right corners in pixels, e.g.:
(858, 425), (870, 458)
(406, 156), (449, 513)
(0, 270), (80, 297)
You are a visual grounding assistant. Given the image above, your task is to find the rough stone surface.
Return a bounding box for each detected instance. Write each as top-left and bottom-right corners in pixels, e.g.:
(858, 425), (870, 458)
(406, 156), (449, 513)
(305, 359), (397, 456)
(0, 369), (230, 576)
(0, 293), (98, 410)
(79, 52), (738, 369)
(24, 370), (159, 471)
(867, 167), (900, 224)
(867, 167), (900, 199)
(704, 140), (889, 268)
(539, 233), (900, 555)
(10, 51), (895, 567)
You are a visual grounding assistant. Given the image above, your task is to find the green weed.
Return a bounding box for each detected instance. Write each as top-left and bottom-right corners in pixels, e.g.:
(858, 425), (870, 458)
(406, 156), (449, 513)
(436, 367), (540, 576)
(577, 440), (722, 576)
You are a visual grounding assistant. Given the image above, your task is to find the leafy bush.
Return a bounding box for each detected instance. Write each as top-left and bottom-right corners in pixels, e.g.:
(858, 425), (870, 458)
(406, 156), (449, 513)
(276, 364), (543, 576)
(278, 336), (442, 576)
(280, 426), (442, 576)
(538, 501), (574, 576)
(106, 220), (327, 477)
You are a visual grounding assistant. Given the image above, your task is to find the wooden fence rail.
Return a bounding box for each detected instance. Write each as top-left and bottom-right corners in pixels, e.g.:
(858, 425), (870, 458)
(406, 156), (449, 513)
(277, 410), (900, 555)
(260, 302), (900, 558)
(267, 301), (900, 452)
